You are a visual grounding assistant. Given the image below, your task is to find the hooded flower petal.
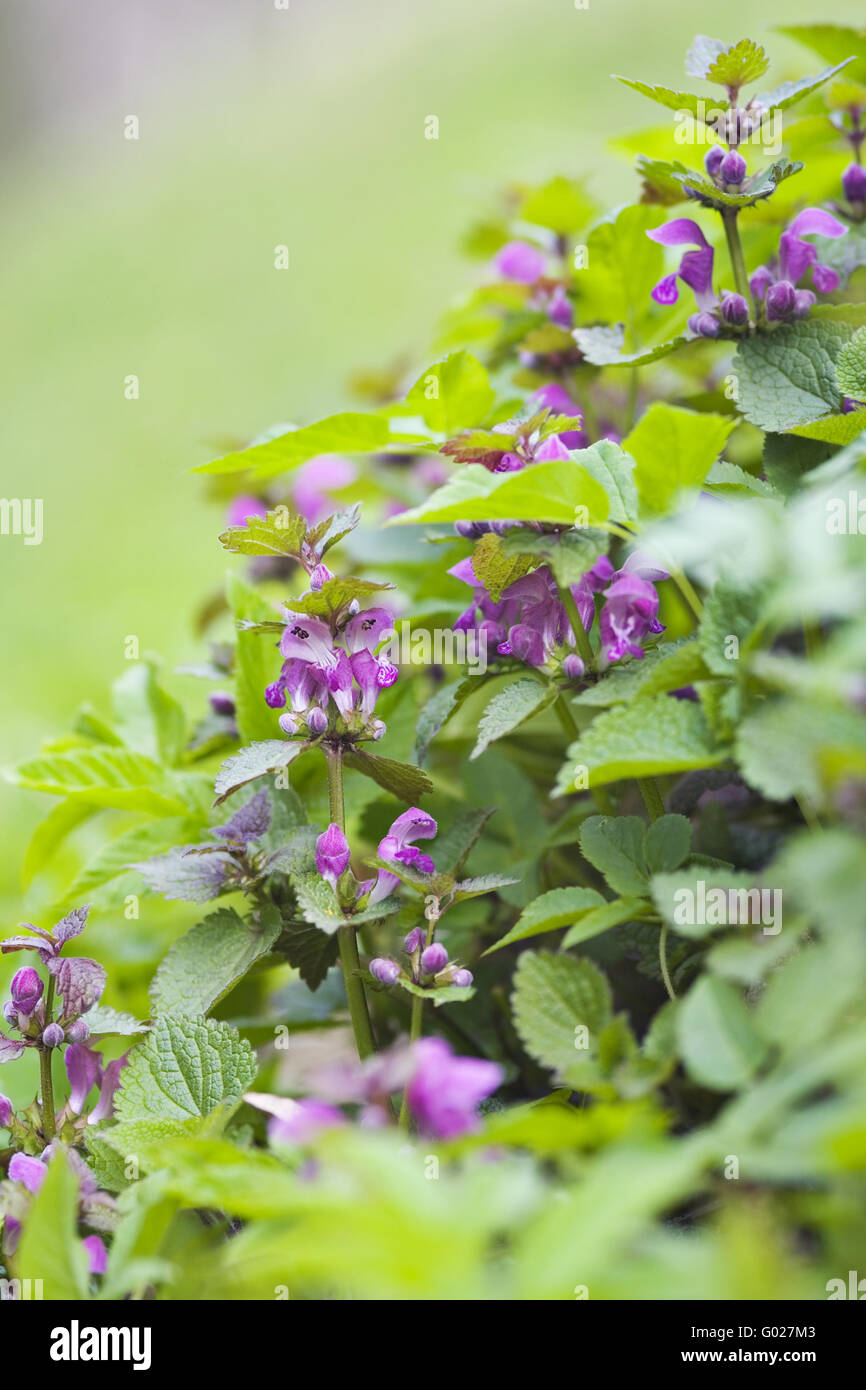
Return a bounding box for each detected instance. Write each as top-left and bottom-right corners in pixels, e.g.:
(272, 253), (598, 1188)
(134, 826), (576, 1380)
(315, 823), (351, 888)
(406, 1038), (502, 1138)
(8, 1152), (47, 1195)
(279, 614), (339, 669)
(65, 1044), (102, 1113)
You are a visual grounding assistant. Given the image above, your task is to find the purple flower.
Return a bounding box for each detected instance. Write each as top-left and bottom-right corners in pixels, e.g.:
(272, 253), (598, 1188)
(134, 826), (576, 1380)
(561, 653), (585, 680)
(0, 1094), (12, 1128)
(369, 958), (402, 985)
(209, 690), (236, 717)
(315, 824), (351, 889)
(403, 927), (425, 954)
(704, 146), (725, 177)
(0, 1034), (25, 1064)
(83, 1235), (108, 1276)
(9, 1152), (47, 1194)
(42, 1023), (65, 1048)
(450, 968), (474, 988)
(689, 312), (721, 338)
(599, 572), (665, 663)
(843, 163), (866, 205)
(292, 455), (357, 526)
(368, 808), (438, 906)
(88, 1055), (128, 1125)
(529, 383), (587, 449)
(245, 1090), (346, 1145)
(718, 149), (746, 186)
(720, 292), (749, 327)
(65, 1044), (102, 1113)
(750, 209), (848, 318)
(66, 1019), (91, 1043)
(494, 240), (546, 283)
(406, 1038), (502, 1138)
(647, 219), (715, 313)
(420, 943), (448, 975)
(226, 494), (267, 528)
(280, 613), (340, 670)
(10, 967), (43, 1016)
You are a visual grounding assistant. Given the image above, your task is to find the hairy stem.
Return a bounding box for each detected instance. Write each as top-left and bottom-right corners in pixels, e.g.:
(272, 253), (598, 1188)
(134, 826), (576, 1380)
(637, 777), (666, 822)
(721, 207), (751, 305)
(558, 583), (595, 669)
(399, 913), (435, 1128)
(39, 976), (57, 1141)
(659, 923), (677, 1003)
(325, 745), (376, 1060)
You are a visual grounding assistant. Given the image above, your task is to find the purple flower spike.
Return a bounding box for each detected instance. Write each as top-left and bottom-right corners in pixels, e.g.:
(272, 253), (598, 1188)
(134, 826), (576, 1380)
(9, 1152), (48, 1194)
(10, 966), (43, 1016)
(370, 958), (401, 985)
(42, 1023), (65, 1048)
(843, 163), (866, 204)
(83, 1235), (108, 1276)
(315, 824), (351, 889)
(719, 149), (746, 185)
(406, 1038), (502, 1139)
(647, 219), (715, 312)
(65, 1044), (102, 1113)
(421, 943), (448, 975)
(494, 240), (546, 284)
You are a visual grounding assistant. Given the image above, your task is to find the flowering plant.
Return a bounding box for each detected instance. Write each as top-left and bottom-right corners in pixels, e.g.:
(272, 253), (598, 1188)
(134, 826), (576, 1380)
(3, 27), (866, 1305)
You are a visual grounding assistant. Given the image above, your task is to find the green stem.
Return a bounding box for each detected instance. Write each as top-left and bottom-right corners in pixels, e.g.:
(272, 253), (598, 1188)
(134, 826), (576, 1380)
(399, 914), (435, 1128)
(626, 366), (639, 432)
(325, 745), (376, 1061)
(721, 207), (751, 305)
(637, 777), (665, 822)
(659, 923), (677, 1003)
(552, 691), (615, 816)
(558, 584), (594, 669)
(39, 976), (56, 1141)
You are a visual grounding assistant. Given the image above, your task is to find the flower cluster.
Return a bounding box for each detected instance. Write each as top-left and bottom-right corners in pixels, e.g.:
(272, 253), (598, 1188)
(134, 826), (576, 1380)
(315, 807), (438, 912)
(451, 552), (665, 673)
(370, 926), (473, 990)
(265, 604), (398, 742)
(0, 1146), (114, 1276)
(749, 208), (848, 322)
(246, 1035), (501, 1141)
(0, 908), (105, 1064)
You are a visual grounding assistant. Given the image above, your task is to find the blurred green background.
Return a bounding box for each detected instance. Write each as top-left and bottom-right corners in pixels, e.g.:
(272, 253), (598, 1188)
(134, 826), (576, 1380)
(1, 0), (860, 925)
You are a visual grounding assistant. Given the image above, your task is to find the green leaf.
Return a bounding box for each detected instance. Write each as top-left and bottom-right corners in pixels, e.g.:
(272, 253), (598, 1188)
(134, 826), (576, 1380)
(62, 816), (202, 903)
(575, 440), (639, 524)
(405, 352), (495, 433)
(484, 886), (606, 953)
(499, 525), (609, 588)
(835, 325), (866, 400)
(735, 697), (866, 802)
(623, 403), (734, 516)
(520, 176), (594, 234)
(197, 412), (402, 480)
(391, 977), (476, 1007)
(471, 677), (556, 760)
(575, 639), (709, 707)
(613, 77), (709, 121)
(276, 918), (341, 990)
(111, 660), (186, 765)
(391, 457), (610, 526)
(788, 411), (866, 446)
(755, 58), (855, 115)
(342, 749), (433, 802)
(580, 204), (665, 341)
(219, 506), (307, 558)
(151, 905), (282, 1017)
(704, 38), (769, 88)
(677, 976), (769, 1090)
(579, 815), (648, 895)
(114, 1014), (258, 1124)
(290, 576), (394, 624)
(557, 694), (724, 791)
(227, 571), (287, 745)
(413, 680), (472, 763)
(16, 1149), (89, 1300)
(80, 1005), (149, 1037)
(698, 580), (763, 675)
(561, 896), (649, 949)
(734, 319), (850, 431)
(5, 747), (188, 816)
(684, 35), (728, 78)
(451, 872), (519, 901)
(645, 814), (692, 874)
(22, 798), (97, 887)
(573, 325), (689, 367)
(214, 739), (309, 805)
(470, 531), (533, 601)
(511, 950), (612, 1077)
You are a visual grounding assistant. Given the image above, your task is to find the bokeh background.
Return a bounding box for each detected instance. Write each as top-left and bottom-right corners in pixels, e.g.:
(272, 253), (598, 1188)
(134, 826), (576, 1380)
(2, 0), (860, 916)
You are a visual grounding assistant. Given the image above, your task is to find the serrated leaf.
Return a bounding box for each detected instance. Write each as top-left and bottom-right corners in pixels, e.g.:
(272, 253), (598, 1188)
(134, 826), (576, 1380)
(405, 352), (495, 433)
(561, 896), (649, 949)
(499, 525), (609, 587)
(392, 977), (476, 1007)
(62, 816), (201, 904)
(5, 747), (188, 816)
(214, 739), (309, 805)
(452, 873), (520, 901)
(735, 697), (866, 802)
(80, 1004), (149, 1037)
(704, 39), (769, 89)
(151, 905), (282, 1016)
(471, 531), (533, 601)
(734, 319), (850, 431)
(413, 680), (472, 763)
(575, 639), (709, 708)
(574, 324), (689, 366)
(698, 580), (763, 675)
(511, 950), (612, 1077)
(755, 58), (855, 115)
(276, 918), (340, 990)
(788, 411), (866, 446)
(614, 77), (709, 121)
(677, 976), (768, 1089)
(576, 440), (639, 524)
(219, 507), (307, 559)
(471, 677), (556, 759)
(835, 325), (866, 400)
(558, 694), (724, 791)
(111, 661), (186, 765)
(645, 814), (692, 874)
(484, 886), (606, 953)
(342, 749), (433, 802)
(579, 815), (649, 896)
(623, 403), (735, 516)
(114, 1014), (258, 1124)
(391, 458), (610, 526)
(290, 577), (394, 623)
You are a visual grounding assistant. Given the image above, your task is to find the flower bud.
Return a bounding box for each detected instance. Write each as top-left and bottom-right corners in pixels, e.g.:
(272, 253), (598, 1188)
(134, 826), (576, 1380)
(309, 564), (332, 591)
(265, 681), (286, 709)
(306, 706), (328, 736)
(83, 1235), (108, 1277)
(209, 691), (236, 717)
(278, 711), (299, 735)
(421, 943), (448, 975)
(450, 968), (474, 988)
(688, 312), (721, 338)
(561, 653), (585, 681)
(0, 1095), (12, 1128)
(2, 1001), (17, 1026)
(11, 967), (43, 1017)
(766, 279), (796, 320)
(704, 146), (725, 177)
(719, 149), (747, 185)
(454, 520), (483, 539)
(403, 927), (425, 954)
(315, 823), (351, 888)
(369, 957), (401, 985)
(9, 1152), (47, 1194)
(66, 1019), (91, 1043)
(720, 292), (749, 326)
(843, 162), (866, 204)
(370, 719), (386, 740)
(42, 1023), (64, 1048)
